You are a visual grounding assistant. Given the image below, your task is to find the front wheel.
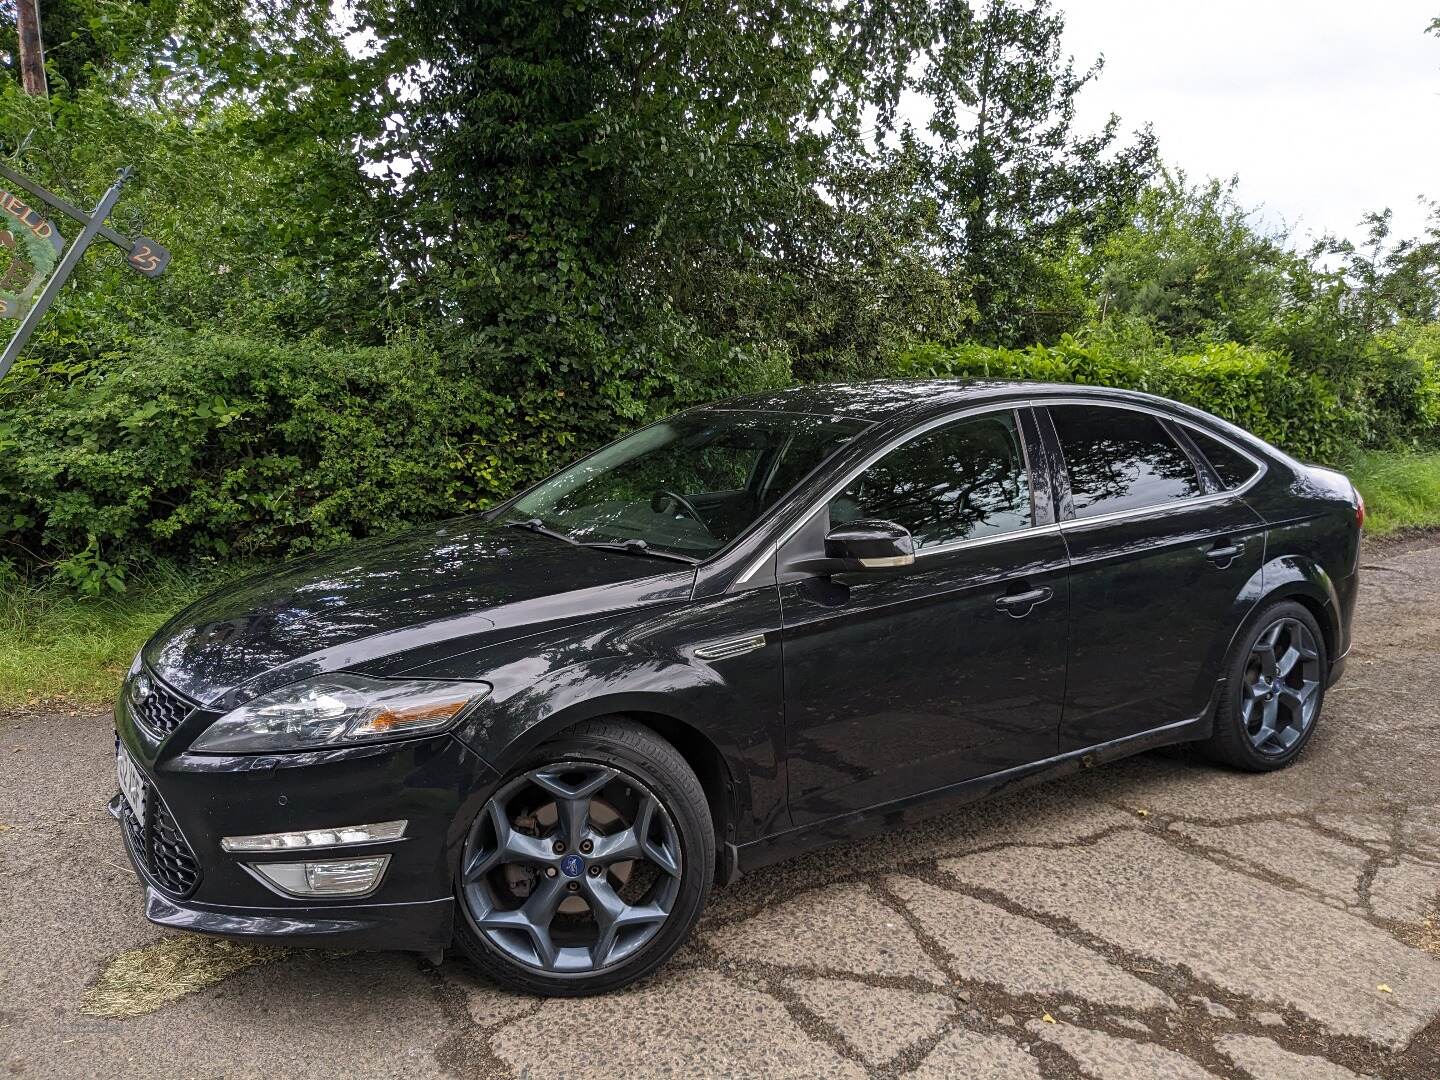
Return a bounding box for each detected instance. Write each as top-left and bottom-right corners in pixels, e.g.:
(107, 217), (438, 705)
(1202, 600), (1328, 771)
(453, 719), (714, 996)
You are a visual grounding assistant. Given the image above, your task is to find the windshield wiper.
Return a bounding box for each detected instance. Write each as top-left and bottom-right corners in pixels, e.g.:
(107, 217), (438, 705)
(504, 517), (579, 546)
(578, 539), (699, 565)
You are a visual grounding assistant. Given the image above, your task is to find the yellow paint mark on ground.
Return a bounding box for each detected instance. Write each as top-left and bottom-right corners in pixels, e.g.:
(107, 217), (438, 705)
(81, 936), (289, 1018)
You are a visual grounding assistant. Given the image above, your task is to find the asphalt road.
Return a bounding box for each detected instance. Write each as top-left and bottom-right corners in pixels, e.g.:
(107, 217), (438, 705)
(3, 538), (1439, 1079)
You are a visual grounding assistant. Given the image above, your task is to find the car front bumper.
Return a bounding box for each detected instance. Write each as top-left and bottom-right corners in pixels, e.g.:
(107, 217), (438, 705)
(108, 793), (458, 951)
(111, 681), (500, 952)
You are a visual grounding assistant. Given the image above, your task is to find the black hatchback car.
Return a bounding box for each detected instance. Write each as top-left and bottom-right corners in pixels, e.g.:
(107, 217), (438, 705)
(112, 380), (1362, 995)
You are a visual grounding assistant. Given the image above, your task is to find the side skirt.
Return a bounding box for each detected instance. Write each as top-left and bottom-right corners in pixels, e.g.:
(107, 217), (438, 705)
(727, 707), (1215, 879)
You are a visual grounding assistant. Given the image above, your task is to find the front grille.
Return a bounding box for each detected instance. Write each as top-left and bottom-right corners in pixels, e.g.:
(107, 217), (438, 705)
(131, 677), (193, 741)
(120, 779), (201, 898)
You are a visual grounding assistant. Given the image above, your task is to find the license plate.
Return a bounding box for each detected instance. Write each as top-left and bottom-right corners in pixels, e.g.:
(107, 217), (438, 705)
(116, 746), (147, 821)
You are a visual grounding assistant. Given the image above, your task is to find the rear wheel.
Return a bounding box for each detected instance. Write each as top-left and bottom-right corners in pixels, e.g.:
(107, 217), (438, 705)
(1202, 600), (1328, 771)
(453, 719), (713, 995)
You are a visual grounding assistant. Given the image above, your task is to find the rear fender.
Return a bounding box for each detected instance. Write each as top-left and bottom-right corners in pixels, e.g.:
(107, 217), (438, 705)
(1218, 555), (1341, 675)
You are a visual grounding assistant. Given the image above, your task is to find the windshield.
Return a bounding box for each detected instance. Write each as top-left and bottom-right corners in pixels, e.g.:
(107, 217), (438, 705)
(509, 409), (871, 558)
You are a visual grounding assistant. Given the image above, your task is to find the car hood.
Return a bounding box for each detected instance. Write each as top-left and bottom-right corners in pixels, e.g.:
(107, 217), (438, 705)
(143, 518), (693, 708)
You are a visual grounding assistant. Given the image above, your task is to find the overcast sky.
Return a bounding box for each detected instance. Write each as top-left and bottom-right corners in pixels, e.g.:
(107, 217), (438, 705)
(1059, 0), (1440, 248)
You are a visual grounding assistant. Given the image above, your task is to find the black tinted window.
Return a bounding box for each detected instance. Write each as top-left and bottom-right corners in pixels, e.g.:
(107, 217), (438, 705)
(1185, 428), (1260, 490)
(1050, 406), (1203, 519)
(829, 412), (1032, 549)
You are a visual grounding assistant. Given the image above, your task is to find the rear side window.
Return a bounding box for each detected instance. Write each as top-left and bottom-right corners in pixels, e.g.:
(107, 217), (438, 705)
(829, 411), (1032, 549)
(1050, 405), (1204, 519)
(1185, 427), (1261, 490)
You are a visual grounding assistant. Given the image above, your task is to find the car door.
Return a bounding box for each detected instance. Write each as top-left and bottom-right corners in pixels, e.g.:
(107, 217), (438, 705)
(1040, 402), (1267, 752)
(776, 406), (1071, 826)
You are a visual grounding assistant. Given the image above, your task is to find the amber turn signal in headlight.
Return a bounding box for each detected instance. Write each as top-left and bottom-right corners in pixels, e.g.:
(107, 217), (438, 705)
(190, 674), (490, 753)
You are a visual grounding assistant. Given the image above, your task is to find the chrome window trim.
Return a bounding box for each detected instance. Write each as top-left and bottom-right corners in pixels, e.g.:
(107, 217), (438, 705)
(737, 540), (779, 586)
(736, 403), (1036, 583)
(734, 395), (1271, 585)
(916, 521), (1063, 558)
(1039, 397), (1268, 529)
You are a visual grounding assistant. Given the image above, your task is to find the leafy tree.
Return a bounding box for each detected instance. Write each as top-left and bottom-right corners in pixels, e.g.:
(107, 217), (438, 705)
(0, 0), (395, 365)
(1091, 174), (1306, 347)
(914, 0), (1158, 345)
(352, 0), (944, 381)
(1319, 205), (1440, 330)
(0, 0), (181, 94)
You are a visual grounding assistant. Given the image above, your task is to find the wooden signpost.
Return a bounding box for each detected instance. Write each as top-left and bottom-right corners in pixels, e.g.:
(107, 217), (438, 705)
(0, 162), (170, 383)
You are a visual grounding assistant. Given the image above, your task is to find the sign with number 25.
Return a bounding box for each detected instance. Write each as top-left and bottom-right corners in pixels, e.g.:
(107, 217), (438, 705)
(126, 237), (170, 277)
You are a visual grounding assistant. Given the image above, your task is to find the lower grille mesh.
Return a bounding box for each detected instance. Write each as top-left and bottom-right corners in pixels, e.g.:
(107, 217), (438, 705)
(120, 780), (201, 898)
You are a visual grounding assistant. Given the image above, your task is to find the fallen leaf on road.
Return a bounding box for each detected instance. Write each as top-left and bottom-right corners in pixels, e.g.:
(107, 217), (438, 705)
(1377, 984), (1393, 994)
(1042, 1013), (1056, 1024)
(1135, 809), (1150, 818)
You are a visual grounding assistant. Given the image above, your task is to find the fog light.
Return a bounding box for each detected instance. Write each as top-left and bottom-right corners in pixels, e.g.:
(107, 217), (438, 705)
(248, 855), (390, 898)
(221, 820), (406, 853)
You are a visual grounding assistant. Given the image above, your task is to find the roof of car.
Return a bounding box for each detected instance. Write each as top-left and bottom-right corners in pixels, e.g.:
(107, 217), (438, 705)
(713, 379), (1157, 424)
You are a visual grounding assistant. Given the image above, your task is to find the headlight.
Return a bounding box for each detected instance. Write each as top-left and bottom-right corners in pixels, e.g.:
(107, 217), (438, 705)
(190, 673), (489, 753)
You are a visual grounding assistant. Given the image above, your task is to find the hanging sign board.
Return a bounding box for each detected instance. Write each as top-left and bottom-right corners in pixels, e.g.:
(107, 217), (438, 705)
(0, 163), (170, 383)
(0, 190), (64, 318)
(124, 235), (169, 277)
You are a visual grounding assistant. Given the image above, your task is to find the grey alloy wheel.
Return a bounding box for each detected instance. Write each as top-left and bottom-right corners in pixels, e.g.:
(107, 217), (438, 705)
(459, 761), (684, 974)
(1241, 616), (1323, 755)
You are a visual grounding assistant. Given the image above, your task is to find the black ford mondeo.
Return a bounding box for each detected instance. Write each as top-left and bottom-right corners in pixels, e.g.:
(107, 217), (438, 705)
(112, 380), (1362, 995)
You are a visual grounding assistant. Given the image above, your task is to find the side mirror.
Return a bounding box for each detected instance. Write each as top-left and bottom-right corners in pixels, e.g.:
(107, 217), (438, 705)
(823, 520), (916, 570)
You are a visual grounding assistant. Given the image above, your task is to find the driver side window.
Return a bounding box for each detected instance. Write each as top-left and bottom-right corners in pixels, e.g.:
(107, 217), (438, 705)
(828, 411), (1033, 550)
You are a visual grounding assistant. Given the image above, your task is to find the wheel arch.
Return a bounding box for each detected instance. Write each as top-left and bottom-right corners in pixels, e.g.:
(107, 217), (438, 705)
(607, 710), (737, 880)
(1253, 554), (1342, 666)
(477, 690), (744, 882)
(1202, 553), (1341, 717)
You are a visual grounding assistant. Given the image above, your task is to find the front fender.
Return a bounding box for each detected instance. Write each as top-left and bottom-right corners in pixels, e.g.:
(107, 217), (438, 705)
(457, 654), (731, 772)
(443, 603), (787, 846)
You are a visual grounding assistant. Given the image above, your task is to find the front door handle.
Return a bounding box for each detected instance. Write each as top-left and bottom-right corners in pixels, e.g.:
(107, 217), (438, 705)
(1206, 539), (1246, 567)
(994, 586), (1054, 617)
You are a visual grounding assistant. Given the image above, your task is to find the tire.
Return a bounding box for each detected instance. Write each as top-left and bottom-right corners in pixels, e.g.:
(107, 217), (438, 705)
(453, 718), (714, 996)
(1202, 599), (1329, 772)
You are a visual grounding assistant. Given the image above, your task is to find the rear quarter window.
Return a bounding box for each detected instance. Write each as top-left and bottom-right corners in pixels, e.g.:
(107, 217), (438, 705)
(1185, 428), (1261, 490)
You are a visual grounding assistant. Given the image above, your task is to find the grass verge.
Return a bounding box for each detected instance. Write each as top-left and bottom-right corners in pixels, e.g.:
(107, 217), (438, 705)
(0, 564), (226, 709)
(1344, 449), (1440, 538)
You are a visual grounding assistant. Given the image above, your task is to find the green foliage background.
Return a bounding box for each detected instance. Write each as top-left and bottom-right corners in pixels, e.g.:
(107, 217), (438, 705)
(0, 0), (1437, 593)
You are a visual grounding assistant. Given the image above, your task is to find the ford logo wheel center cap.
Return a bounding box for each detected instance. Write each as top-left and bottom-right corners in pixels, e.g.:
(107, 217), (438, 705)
(559, 853), (584, 878)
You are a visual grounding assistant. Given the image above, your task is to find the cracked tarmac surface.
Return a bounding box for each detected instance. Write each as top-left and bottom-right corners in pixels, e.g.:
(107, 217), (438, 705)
(2, 539), (1439, 1078)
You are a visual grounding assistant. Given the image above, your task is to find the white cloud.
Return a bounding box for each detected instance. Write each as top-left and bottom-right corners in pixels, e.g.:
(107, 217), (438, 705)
(1060, 0), (1440, 246)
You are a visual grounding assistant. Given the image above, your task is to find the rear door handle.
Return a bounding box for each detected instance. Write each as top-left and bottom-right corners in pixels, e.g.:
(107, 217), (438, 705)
(1207, 540), (1245, 567)
(994, 586), (1054, 617)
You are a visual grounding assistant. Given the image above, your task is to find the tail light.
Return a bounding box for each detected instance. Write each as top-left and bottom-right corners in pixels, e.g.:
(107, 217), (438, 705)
(1354, 490), (1365, 530)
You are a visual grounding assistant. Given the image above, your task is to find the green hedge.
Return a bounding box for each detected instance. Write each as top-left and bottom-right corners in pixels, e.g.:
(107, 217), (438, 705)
(895, 334), (1440, 463)
(5, 324), (1437, 593)
(0, 331), (789, 591)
